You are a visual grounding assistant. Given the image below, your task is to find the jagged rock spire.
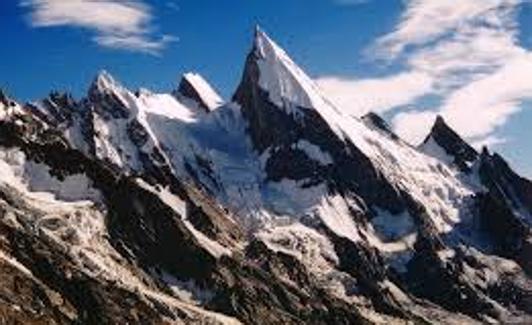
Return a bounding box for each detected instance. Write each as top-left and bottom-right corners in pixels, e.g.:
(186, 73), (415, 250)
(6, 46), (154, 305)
(235, 26), (329, 113)
(89, 70), (125, 96)
(421, 115), (478, 171)
(88, 70), (131, 119)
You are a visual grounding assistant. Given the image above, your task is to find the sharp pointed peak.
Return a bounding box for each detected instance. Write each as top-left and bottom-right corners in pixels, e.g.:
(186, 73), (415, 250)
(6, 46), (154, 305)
(91, 70), (123, 93)
(253, 24), (265, 38)
(253, 24), (262, 37)
(95, 69), (114, 82)
(434, 114), (445, 125)
(480, 146), (491, 157)
(251, 26), (286, 60)
(235, 25), (331, 113)
(177, 71), (223, 111)
(425, 115), (458, 141)
(422, 115), (479, 171)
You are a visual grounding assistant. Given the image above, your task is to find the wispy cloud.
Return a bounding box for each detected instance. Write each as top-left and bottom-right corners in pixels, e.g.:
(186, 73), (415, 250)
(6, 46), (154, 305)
(317, 71), (433, 116)
(320, 0), (532, 147)
(21, 0), (175, 54)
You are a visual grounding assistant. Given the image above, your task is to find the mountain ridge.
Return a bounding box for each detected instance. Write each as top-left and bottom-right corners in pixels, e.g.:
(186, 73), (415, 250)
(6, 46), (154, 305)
(0, 28), (530, 324)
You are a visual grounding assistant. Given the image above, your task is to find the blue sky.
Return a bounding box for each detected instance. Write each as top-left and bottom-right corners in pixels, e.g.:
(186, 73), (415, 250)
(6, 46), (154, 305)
(1, 0), (531, 178)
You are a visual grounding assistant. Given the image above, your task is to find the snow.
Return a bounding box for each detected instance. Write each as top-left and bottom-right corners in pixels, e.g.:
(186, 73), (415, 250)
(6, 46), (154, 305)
(0, 99), (24, 121)
(155, 269), (214, 305)
(136, 179), (188, 217)
(138, 92), (198, 123)
(135, 179), (232, 258)
(183, 220), (232, 258)
(0, 146), (237, 323)
(0, 147), (102, 204)
(88, 73), (199, 176)
(315, 195), (362, 243)
(23, 32), (484, 271)
(255, 28), (341, 117)
(370, 208), (416, 241)
(182, 72), (224, 110)
(292, 140), (333, 165)
(257, 223), (339, 275)
(420, 136), (455, 166)
(93, 70), (121, 93)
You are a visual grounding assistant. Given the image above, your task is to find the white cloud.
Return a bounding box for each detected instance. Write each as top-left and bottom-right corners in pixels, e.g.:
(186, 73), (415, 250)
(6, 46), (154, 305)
(391, 110), (437, 144)
(471, 135), (508, 150)
(21, 0), (174, 54)
(440, 54), (532, 138)
(376, 0), (532, 145)
(374, 0), (522, 57)
(317, 71), (433, 116)
(322, 0), (532, 147)
(95, 34), (177, 55)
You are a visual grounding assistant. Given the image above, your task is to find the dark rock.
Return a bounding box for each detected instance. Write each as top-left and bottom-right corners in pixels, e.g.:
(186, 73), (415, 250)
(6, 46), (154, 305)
(422, 116), (478, 172)
(362, 112), (399, 140)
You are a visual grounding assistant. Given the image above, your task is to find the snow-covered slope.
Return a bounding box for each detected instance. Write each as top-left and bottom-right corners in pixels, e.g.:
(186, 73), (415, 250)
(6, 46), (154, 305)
(176, 72), (224, 112)
(236, 28), (477, 237)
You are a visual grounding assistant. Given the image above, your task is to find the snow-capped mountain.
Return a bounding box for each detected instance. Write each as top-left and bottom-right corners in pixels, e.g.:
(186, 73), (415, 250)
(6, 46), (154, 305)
(0, 28), (530, 324)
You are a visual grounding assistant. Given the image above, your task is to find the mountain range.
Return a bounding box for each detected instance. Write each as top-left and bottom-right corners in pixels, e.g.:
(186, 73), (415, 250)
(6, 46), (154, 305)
(0, 27), (530, 324)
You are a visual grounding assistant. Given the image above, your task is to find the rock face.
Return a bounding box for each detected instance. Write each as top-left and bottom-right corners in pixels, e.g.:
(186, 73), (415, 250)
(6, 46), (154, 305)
(421, 116), (478, 172)
(0, 28), (531, 324)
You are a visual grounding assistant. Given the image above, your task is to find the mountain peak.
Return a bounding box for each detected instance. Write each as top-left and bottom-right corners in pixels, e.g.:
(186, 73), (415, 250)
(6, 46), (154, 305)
(90, 70), (123, 95)
(252, 26), (275, 58)
(88, 70), (132, 119)
(177, 72), (224, 112)
(421, 115), (478, 171)
(236, 27), (332, 116)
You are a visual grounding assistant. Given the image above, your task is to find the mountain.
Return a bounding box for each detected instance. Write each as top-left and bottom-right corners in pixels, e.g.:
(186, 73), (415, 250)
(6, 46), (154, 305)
(0, 28), (530, 324)
(420, 116), (478, 172)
